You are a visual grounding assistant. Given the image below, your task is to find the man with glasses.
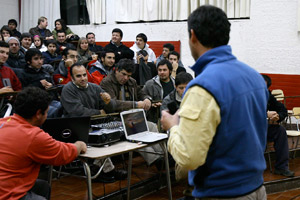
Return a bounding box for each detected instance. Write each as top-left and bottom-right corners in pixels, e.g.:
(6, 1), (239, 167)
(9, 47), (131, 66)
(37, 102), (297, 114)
(53, 47), (96, 85)
(5, 37), (26, 71)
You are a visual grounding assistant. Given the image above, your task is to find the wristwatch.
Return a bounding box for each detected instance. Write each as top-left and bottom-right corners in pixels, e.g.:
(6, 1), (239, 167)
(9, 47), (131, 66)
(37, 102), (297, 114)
(146, 96), (153, 102)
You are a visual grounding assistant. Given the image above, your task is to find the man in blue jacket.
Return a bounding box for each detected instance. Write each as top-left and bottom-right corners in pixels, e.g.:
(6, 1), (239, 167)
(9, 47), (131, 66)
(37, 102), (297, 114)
(161, 5), (269, 199)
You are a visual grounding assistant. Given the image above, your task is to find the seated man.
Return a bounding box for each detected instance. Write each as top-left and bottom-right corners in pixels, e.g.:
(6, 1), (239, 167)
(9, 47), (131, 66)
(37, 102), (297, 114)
(7, 19), (21, 39)
(263, 74), (294, 177)
(55, 30), (75, 55)
(86, 32), (103, 53)
(60, 63), (126, 182)
(100, 58), (163, 167)
(130, 33), (156, 63)
(0, 87), (86, 200)
(29, 16), (53, 41)
(155, 43), (184, 68)
(161, 72), (193, 113)
(89, 49), (116, 84)
(104, 28), (134, 63)
(168, 51), (186, 78)
(53, 47), (96, 85)
(5, 37), (26, 70)
(19, 33), (33, 55)
(143, 59), (175, 123)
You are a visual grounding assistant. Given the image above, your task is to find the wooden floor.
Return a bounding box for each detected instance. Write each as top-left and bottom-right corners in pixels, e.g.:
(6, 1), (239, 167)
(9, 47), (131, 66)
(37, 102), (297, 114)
(49, 139), (300, 200)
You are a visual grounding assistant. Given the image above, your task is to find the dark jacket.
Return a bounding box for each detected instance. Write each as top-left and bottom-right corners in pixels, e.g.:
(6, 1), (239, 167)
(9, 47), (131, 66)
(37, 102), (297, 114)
(267, 90), (287, 123)
(88, 44), (103, 53)
(11, 29), (21, 39)
(42, 51), (62, 65)
(160, 89), (180, 113)
(132, 62), (157, 86)
(29, 26), (53, 40)
(5, 51), (26, 70)
(100, 72), (150, 112)
(104, 41), (134, 63)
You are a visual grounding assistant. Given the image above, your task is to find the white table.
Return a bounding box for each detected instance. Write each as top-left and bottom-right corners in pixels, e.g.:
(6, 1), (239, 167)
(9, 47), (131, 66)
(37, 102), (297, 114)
(76, 141), (172, 200)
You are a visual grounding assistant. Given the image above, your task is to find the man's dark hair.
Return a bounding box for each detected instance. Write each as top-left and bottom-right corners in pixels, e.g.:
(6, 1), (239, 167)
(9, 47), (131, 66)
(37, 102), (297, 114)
(86, 32), (95, 38)
(112, 28), (123, 38)
(175, 72), (193, 86)
(0, 41), (9, 48)
(25, 48), (42, 63)
(163, 43), (174, 51)
(14, 87), (52, 119)
(262, 74), (272, 88)
(100, 48), (115, 59)
(188, 5), (230, 48)
(116, 58), (135, 73)
(20, 32), (32, 42)
(62, 46), (77, 57)
(157, 59), (173, 74)
(45, 39), (57, 47)
(70, 62), (84, 78)
(8, 19), (18, 27)
(168, 51), (180, 60)
(56, 30), (66, 35)
(136, 33), (147, 43)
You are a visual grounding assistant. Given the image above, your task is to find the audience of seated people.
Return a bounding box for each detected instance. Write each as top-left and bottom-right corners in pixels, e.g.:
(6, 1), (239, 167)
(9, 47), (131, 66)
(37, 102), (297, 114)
(52, 19), (74, 40)
(130, 33), (156, 63)
(1, 16), (297, 190)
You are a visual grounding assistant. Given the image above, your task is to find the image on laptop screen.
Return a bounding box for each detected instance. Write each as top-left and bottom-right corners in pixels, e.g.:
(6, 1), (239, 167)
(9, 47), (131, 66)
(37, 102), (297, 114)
(123, 110), (148, 136)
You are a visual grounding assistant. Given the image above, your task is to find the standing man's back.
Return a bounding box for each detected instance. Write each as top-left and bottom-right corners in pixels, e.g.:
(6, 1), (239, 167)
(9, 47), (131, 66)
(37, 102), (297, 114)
(161, 5), (269, 199)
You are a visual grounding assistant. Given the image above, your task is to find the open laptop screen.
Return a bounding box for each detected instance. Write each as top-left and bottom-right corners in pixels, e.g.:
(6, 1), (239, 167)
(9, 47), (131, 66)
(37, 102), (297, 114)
(123, 110), (148, 136)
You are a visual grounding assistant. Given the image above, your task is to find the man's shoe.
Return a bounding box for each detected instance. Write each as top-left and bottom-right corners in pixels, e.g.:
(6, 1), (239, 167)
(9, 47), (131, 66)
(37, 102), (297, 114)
(274, 168), (295, 177)
(92, 171), (115, 183)
(114, 169), (128, 180)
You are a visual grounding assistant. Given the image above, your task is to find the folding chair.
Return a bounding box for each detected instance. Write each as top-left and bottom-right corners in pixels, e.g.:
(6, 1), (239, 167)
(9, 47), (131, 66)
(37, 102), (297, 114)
(286, 107), (300, 158)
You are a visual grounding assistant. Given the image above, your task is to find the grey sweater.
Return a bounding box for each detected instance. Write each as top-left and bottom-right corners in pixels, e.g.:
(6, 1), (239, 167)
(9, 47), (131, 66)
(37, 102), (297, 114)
(61, 82), (116, 117)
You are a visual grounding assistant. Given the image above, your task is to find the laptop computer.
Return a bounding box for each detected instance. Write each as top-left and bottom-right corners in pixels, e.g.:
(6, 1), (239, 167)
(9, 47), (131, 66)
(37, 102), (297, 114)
(41, 116), (90, 143)
(120, 109), (168, 143)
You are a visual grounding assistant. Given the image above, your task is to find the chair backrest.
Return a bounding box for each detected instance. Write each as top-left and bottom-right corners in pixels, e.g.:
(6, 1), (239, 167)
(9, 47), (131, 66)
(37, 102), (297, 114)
(293, 107), (300, 120)
(271, 89), (284, 102)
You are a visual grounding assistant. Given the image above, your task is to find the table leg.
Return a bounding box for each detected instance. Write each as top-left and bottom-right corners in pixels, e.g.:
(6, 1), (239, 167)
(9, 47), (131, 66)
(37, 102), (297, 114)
(48, 165), (53, 186)
(82, 161), (93, 200)
(160, 142), (172, 200)
(127, 151), (133, 200)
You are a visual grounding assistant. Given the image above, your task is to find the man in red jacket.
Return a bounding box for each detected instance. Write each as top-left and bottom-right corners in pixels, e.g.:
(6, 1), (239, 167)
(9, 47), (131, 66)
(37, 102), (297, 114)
(0, 87), (87, 200)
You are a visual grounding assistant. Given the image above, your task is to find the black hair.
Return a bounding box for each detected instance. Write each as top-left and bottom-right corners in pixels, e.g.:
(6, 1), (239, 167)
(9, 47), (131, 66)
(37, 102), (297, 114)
(157, 59), (173, 74)
(20, 32), (32, 42)
(54, 19), (68, 31)
(33, 35), (44, 48)
(62, 46), (77, 57)
(14, 87), (52, 119)
(138, 49), (148, 57)
(116, 58), (135, 73)
(1, 25), (13, 37)
(112, 28), (123, 38)
(45, 39), (57, 47)
(0, 41), (9, 48)
(163, 43), (174, 51)
(25, 48), (42, 63)
(8, 19), (18, 27)
(188, 5), (230, 48)
(100, 48), (115, 59)
(168, 51), (180, 60)
(56, 30), (66, 35)
(70, 62), (84, 78)
(86, 32), (95, 38)
(262, 74), (272, 88)
(175, 72), (193, 86)
(136, 33), (147, 43)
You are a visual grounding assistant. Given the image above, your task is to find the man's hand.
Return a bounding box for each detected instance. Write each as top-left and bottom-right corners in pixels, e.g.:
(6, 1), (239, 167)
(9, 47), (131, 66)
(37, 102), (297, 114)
(267, 111), (279, 123)
(161, 110), (180, 131)
(0, 86), (14, 94)
(100, 92), (111, 104)
(74, 141), (87, 155)
(40, 79), (53, 89)
(143, 99), (151, 110)
(152, 102), (162, 108)
(64, 58), (74, 68)
(46, 36), (54, 40)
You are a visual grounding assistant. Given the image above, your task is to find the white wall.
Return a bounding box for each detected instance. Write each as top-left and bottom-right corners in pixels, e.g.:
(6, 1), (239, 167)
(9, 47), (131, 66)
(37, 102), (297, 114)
(0, 0), (19, 29)
(69, 0), (300, 75)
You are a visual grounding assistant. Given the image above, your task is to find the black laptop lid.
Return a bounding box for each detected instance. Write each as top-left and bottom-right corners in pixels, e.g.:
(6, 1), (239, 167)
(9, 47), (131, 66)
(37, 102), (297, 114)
(42, 116), (90, 143)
